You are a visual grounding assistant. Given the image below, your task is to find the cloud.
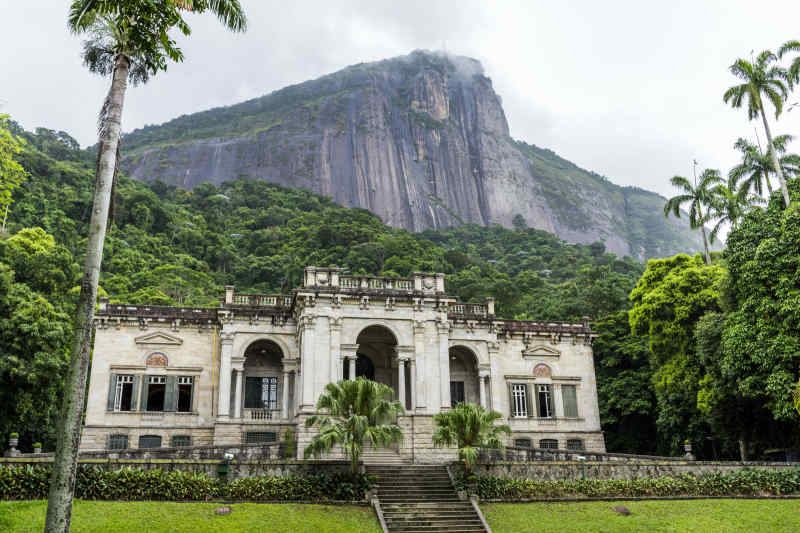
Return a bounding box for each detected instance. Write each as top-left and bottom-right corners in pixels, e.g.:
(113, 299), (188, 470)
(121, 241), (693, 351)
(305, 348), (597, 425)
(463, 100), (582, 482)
(2, 0), (799, 198)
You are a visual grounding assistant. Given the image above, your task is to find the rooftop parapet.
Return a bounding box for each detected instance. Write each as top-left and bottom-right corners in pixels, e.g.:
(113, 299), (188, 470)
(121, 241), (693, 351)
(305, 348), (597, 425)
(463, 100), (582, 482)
(302, 266), (445, 294)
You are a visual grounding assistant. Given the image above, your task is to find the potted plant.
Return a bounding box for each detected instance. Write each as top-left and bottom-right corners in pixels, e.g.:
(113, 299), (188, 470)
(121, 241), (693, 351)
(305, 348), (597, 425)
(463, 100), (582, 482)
(683, 439), (692, 453)
(9, 432), (19, 448)
(33, 442), (42, 454)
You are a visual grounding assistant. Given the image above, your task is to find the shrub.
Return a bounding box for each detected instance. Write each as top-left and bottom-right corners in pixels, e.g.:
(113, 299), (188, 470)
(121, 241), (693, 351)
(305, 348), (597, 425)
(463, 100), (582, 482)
(32, 443), (42, 449)
(9, 433), (19, 439)
(0, 465), (374, 502)
(455, 469), (800, 500)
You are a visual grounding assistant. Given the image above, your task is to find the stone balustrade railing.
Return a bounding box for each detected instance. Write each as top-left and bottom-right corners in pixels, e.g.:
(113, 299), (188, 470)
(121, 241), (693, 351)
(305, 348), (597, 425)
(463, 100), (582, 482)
(478, 446), (686, 463)
(228, 292), (293, 307)
(449, 303), (489, 317)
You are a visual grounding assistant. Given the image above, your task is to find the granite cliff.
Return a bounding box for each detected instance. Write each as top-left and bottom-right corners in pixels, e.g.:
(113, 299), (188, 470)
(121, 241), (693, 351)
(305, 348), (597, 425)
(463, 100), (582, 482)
(121, 51), (703, 259)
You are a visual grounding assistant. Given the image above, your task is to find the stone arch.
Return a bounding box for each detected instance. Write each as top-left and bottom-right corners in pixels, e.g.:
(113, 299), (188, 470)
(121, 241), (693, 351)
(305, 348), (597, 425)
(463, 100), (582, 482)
(240, 335), (291, 361)
(448, 345), (480, 406)
(241, 339), (286, 414)
(448, 340), (490, 366)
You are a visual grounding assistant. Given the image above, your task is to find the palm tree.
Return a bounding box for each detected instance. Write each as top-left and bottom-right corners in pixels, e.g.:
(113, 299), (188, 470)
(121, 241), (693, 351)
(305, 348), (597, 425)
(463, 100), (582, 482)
(778, 40), (800, 89)
(723, 50), (791, 207)
(707, 175), (762, 244)
(730, 136), (800, 198)
(304, 378), (404, 475)
(46, 3), (246, 532)
(664, 168), (721, 264)
(432, 403), (511, 474)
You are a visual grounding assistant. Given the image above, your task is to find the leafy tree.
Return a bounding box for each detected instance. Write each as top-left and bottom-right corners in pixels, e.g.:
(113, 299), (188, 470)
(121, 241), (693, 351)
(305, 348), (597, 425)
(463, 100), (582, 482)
(432, 402), (510, 473)
(592, 311), (657, 454)
(304, 378), (404, 474)
(46, 2), (247, 532)
(629, 254), (726, 454)
(722, 180), (800, 425)
(0, 115), (28, 232)
(723, 50), (791, 207)
(663, 169), (721, 264)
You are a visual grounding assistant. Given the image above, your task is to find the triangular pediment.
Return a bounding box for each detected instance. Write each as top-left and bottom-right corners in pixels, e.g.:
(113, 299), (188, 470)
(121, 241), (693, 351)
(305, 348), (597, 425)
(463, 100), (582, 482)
(134, 331), (183, 346)
(522, 345), (561, 358)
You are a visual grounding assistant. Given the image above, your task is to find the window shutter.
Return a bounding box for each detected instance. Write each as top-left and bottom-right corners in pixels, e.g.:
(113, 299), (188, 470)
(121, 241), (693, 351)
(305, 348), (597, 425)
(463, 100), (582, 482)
(527, 384), (535, 418)
(141, 379), (149, 411)
(131, 376), (140, 411)
(507, 382), (514, 417)
(563, 385), (578, 418)
(107, 374), (117, 411)
(165, 376), (177, 412)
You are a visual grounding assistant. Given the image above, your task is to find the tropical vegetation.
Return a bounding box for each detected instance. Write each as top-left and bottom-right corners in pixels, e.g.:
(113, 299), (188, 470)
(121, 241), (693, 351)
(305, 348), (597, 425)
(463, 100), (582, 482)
(303, 378), (403, 474)
(432, 403), (511, 473)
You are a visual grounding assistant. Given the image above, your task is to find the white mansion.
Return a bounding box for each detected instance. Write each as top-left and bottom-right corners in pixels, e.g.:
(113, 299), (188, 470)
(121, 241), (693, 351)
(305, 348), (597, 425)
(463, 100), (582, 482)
(82, 267), (605, 460)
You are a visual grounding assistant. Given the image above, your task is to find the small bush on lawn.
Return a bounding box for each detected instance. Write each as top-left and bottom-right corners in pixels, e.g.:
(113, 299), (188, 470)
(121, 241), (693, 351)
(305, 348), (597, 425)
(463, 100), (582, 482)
(456, 468), (800, 500)
(0, 465), (373, 501)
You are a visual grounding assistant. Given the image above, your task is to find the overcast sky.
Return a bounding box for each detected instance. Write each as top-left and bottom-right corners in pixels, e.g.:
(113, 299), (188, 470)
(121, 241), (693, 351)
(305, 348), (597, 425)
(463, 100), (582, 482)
(3, 0), (800, 198)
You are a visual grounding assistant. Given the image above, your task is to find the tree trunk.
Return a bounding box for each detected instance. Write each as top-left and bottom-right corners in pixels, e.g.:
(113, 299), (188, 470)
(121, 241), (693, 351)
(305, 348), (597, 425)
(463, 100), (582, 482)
(696, 203), (711, 264)
(764, 174), (773, 195)
(760, 107), (791, 207)
(738, 438), (749, 462)
(44, 54), (129, 533)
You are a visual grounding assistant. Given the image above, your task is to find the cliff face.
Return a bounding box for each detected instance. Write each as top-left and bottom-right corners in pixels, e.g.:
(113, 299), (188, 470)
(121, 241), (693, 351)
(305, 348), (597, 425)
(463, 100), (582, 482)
(121, 51), (703, 259)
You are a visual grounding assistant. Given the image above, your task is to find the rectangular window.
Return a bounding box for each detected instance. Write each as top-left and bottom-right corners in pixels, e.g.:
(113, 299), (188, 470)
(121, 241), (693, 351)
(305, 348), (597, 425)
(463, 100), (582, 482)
(108, 434), (128, 450)
(514, 438), (532, 448)
(177, 376), (194, 412)
(114, 375), (135, 411)
(537, 384), (553, 418)
(562, 385), (579, 418)
(567, 439), (584, 451)
(245, 431), (277, 444)
(511, 384), (528, 417)
(171, 435), (191, 448)
(245, 377), (278, 409)
(138, 435), (162, 449)
(146, 376), (166, 412)
(450, 381), (465, 407)
(539, 439), (559, 450)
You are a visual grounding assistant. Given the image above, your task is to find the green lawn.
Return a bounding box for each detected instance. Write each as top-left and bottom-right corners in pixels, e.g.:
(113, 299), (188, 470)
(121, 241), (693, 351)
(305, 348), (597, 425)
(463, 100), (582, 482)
(482, 499), (800, 532)
(0, 501), (383, 533)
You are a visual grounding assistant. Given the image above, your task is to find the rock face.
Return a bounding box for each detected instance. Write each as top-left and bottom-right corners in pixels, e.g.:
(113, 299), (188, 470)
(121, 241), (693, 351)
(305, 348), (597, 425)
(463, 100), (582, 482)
(121, 51), (703, 259)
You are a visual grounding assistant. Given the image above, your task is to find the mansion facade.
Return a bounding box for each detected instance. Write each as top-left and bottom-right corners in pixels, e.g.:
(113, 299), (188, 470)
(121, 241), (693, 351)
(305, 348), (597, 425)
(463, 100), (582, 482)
(82, 267), (605, 460)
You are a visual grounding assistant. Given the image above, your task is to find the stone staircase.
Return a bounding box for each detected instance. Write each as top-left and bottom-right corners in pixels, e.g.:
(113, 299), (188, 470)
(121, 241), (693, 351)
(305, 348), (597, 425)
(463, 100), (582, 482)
(368, 465), (489, 533)
(361, 447), (408, 465)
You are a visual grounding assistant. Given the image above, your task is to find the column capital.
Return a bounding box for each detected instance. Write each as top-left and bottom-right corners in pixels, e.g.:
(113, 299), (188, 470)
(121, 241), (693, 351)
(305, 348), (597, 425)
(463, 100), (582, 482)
(436, 320), (451, 335)
(220, 332), (235, 345)
(479, 370), (490, 379)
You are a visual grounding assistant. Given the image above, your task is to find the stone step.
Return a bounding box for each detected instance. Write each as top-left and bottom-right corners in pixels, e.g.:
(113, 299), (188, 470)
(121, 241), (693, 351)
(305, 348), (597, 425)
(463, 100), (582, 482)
(387, 528), (485, 533)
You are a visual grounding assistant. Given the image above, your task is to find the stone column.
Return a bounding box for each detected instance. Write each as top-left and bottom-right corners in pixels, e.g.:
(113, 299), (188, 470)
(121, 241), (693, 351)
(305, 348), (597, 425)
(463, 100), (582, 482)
(233, 369), (243, 419)
(330, 318), (342, 383)
(348, 357), (356, 380)
(413, 321), (427, 410)
(398, 358), (407, 408)
(479, 372), (487, 408)
(218, 333), (234, 419)
(437, 321), (451, 410)
(300, 315), (316, 411)
(281, 370), (290, 420)
(409, 359), (417, 411)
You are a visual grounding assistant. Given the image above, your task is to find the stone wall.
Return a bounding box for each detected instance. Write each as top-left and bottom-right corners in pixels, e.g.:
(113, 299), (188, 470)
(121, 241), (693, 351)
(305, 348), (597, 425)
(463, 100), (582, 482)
(465, 461), (800, 481)
(0, 458), (349, 480)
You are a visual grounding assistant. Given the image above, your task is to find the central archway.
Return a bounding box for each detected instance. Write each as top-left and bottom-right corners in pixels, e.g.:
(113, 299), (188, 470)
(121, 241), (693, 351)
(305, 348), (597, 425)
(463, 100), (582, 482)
(349, 325), (399, 396)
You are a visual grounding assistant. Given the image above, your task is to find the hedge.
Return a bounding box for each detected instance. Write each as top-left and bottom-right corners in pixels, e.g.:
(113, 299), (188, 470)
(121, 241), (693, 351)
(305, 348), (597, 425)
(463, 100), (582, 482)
(456, 468), (800, 499)
(0, 465), (373, 501)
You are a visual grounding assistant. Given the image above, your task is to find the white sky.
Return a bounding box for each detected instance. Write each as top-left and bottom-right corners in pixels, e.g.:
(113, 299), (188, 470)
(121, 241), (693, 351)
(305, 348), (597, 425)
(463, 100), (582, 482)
(2, 0), (800, 198)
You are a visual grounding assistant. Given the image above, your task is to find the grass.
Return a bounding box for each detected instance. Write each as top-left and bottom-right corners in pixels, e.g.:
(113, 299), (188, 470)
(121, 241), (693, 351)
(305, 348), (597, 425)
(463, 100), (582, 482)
(482, 499), (800, 532)
(0, 501), (382, 533)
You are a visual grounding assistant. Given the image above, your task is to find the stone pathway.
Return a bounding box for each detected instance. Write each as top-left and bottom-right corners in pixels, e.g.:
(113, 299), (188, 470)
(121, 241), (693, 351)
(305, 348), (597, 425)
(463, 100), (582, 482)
(368, 465), (489, 532)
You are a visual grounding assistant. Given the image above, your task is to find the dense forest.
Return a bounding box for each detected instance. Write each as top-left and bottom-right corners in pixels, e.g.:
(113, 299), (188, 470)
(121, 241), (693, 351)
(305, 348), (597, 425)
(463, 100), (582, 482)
(1, 121), (799, 460)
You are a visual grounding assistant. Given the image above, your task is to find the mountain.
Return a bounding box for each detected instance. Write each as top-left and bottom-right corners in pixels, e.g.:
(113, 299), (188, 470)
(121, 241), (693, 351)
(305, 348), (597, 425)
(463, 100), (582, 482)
(120, 50), (704, 260)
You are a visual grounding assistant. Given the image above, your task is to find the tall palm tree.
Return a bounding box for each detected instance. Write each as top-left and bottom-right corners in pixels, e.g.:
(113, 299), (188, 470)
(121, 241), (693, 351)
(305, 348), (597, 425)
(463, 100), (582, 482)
(304, 378), (404, 475)
(708, 175), (762, 244)
(46, 3), (246, 532)
(723, 50), (791, 207)
(664, 168), (722, 264)
(432, 403), (511, 474)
